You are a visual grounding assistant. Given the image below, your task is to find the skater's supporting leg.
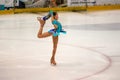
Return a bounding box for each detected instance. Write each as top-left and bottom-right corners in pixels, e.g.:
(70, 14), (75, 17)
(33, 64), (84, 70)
(50, 36), (58, 65)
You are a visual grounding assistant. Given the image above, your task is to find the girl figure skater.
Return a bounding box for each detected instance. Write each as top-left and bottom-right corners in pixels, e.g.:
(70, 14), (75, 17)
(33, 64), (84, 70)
(37, 11), (66, 65)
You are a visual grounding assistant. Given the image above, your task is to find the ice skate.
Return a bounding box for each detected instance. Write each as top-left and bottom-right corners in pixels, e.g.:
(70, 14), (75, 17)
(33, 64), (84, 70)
(50, 58), (57, 66)
(37, 17), (45, 27)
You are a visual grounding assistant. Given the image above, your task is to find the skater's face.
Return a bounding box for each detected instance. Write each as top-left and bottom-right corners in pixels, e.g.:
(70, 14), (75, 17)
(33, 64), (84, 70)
(54, 13), (58, 20)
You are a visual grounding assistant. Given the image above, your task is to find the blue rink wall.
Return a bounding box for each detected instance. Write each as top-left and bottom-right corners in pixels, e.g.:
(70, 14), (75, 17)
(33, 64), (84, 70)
(0, 5), (4, 10)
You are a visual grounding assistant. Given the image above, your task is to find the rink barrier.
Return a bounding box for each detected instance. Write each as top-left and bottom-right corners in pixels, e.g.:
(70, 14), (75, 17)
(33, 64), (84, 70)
(14, 6), (86, 13)
(0, 5), (120, 14)
(87, 5), (120, 11)
(0, 10), (14, 14)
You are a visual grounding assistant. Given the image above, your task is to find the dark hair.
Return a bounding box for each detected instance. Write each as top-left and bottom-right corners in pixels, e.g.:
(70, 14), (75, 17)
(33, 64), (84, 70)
(53, 12), (57, 16)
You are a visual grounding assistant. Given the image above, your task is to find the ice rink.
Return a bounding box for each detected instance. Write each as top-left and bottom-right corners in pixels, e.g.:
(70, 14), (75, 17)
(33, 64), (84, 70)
(0, 10), (120, 80)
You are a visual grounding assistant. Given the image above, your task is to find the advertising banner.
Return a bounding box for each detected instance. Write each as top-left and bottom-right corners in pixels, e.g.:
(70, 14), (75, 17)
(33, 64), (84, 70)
(5, 0), (19, 7)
